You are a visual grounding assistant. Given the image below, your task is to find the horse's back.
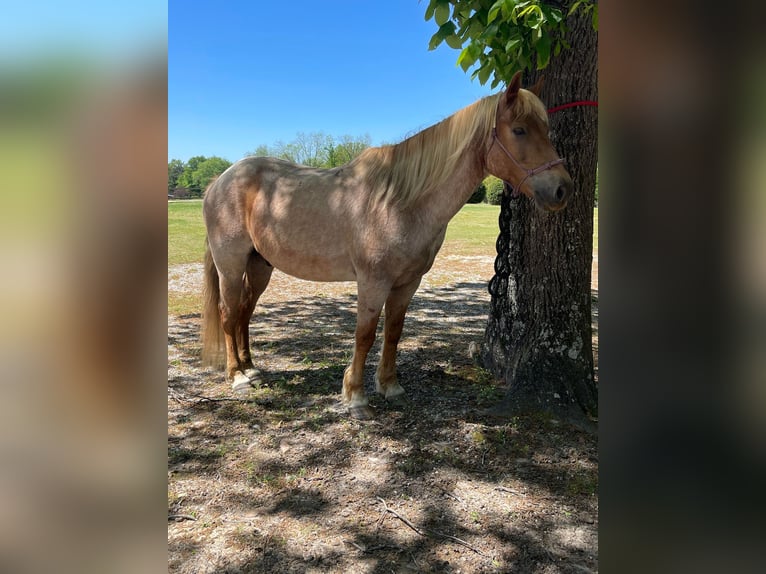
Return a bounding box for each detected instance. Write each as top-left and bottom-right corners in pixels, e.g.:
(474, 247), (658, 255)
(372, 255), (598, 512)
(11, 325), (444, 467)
(204, 156), (360, 282)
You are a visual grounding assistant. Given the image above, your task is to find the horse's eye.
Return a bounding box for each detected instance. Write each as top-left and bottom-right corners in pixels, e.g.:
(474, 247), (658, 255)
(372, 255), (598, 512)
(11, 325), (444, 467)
(512, 127), (526, 136)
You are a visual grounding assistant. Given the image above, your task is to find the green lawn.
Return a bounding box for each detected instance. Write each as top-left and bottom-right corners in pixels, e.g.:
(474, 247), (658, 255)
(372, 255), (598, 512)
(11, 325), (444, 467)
(168, 199), (207, 266)
(593, 206), (598, 250)
(443, 203), (501, 255)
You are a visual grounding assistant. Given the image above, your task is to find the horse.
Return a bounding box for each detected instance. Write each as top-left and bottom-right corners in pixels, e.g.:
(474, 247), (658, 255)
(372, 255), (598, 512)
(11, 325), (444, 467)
(200, 71), (573, 419)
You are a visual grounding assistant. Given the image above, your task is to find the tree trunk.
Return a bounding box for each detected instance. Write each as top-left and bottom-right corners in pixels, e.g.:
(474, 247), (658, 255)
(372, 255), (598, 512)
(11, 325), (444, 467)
(482, 7), (598, 422)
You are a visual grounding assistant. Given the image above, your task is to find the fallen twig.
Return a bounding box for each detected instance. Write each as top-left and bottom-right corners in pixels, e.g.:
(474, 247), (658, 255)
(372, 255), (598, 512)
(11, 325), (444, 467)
(168, 513), (198, 522)
(437, 486), (464, 504)
(374, 507), (388, 532)
(168, 388), (241, 404)
(343, 540), (403, 554)
(375, 497), (490, 558)
(429, 529), (490, 558)
(376, 497), (425, 536)
(494, 486), (526, 496)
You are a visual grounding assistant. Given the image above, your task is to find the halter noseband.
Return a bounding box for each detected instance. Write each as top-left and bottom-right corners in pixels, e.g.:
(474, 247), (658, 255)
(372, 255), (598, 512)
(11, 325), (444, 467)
(490, 127), (565, 197)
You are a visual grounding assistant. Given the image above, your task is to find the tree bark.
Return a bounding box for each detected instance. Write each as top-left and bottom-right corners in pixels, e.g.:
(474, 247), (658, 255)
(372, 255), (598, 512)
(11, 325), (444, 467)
(482, 7), (598, 422)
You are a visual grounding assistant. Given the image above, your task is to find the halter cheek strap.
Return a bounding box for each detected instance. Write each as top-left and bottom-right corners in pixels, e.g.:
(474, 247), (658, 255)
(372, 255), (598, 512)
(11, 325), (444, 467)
(490, 127), (565, 197)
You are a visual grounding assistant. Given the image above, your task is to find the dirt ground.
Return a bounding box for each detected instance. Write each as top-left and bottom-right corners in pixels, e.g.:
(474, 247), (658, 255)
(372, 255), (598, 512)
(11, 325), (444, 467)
(168, 253), (598, 573)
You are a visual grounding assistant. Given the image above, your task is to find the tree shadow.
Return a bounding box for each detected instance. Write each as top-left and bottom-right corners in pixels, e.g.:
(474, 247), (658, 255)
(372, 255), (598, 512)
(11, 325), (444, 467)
(168, 280), (598, 572)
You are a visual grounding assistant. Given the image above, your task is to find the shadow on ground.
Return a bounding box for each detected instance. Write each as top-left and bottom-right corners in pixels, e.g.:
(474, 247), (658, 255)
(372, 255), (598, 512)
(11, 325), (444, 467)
(168, 282), (598, 573)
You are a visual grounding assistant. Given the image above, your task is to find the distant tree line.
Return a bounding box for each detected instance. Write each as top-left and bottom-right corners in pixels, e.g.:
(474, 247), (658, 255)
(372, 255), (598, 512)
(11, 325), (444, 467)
(247, 131), (372, 168)
(168, 132), (526, 205)
(169, 132), (374, 198)
(168, 156), (232, 197)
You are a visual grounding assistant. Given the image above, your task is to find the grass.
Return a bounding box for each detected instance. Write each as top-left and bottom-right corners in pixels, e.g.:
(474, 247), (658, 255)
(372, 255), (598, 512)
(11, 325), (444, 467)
(593, 207), (598, 250)
(442, 203), (501, 255)
(168, 199), (207, 266)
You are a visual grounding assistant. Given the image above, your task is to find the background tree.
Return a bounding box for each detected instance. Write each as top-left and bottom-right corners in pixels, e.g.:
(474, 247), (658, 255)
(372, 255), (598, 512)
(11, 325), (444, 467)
(173, 155), (232, 198)
(177, 155), (207, 196)
(168, 158), (185, 193)
(192, 157), (232, 193)
(426, 0), (598, 422)
(248, 132), (371, 168)
(327, 134), (372, 166)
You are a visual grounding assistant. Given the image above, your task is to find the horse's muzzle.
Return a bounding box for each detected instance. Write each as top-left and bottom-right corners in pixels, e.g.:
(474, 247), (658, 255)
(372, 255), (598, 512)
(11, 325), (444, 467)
(531, 172), (573, 212)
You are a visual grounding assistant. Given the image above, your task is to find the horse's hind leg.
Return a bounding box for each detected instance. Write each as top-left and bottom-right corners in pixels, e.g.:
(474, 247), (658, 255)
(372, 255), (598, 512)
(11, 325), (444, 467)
(210, 245), (255, 392)
(237, 252), (273, 384)
(375, 277), (422, 400)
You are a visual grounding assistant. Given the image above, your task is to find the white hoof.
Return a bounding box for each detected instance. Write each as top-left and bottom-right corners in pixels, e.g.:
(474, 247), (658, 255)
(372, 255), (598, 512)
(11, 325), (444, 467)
(231, 372), (253, 395)
(244, 367), (263, 383)
(384, 383), (406, 399)
(375, 373), (405, 399)
(347, 394), (369, 408)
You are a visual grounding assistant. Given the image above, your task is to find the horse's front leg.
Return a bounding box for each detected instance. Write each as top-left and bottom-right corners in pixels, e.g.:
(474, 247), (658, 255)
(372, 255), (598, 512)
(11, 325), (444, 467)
(375, 277), (422, 400)
(343, 282), (388, 419)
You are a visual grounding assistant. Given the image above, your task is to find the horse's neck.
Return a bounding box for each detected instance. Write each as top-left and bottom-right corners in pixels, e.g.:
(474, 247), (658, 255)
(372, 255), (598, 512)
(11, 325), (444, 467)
(417, 142), (487, 228)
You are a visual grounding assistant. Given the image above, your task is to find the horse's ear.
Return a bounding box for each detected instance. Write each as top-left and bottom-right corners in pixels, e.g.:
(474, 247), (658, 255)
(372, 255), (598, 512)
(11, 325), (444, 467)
(530, 75), (544, 96)
(505, 71), (522, 104)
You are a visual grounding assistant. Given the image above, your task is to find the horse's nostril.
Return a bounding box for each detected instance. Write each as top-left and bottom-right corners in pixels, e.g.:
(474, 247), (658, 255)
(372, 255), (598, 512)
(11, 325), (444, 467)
(555, 185), (566, 202)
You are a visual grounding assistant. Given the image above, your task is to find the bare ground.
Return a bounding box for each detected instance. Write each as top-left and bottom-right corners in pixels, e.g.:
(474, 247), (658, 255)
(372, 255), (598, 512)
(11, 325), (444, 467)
(168, 254), (598, 573)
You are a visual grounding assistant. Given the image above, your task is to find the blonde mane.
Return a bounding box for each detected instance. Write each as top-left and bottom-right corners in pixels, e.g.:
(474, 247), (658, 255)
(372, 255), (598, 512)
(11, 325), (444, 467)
(353, 89), (547, 208)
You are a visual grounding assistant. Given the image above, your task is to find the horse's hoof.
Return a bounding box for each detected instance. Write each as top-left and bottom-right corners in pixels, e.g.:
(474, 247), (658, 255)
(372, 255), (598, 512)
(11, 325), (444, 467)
(383, 383), (406, 400)
(232, 373), (254, 396)
(348, 405), (375, 420)
(244, 368), (264, 385)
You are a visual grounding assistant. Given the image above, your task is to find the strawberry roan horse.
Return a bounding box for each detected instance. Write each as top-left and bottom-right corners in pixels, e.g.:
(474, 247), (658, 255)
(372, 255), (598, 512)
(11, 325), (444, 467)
(201, 72), (572, 419)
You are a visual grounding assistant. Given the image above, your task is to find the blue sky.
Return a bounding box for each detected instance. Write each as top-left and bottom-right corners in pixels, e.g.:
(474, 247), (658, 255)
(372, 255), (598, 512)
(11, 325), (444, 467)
(169, 0), (495, 162)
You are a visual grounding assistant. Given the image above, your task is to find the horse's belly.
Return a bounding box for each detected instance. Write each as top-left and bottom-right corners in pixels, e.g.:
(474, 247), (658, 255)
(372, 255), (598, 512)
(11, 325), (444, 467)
(259, 249), (356, 282)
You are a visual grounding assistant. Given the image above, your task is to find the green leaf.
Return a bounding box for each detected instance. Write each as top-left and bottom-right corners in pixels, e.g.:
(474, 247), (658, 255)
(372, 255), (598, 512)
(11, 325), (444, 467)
(478, 63), (492, 85)
(428, 21), (457, 51)
(480, 23), (499, 41)
(536, 34), (551, 69)
(488, 1), (503, 24)
(446, 33), (463, 49)
(506, 38), (521, 52)
(457, 47), (473, 72)
(457, 44), (476, 72)
(541, 4), (564, 24)
(457, 43), (482, 71)
(592, 5), (599, 30)
(435, 2), (451, 26)
(426, 0), (444, 21)
(468, 18), (484, 38)
(517, 5), (538, 20)
(428, 32), (442, 51)
(568, 0), (587, 17)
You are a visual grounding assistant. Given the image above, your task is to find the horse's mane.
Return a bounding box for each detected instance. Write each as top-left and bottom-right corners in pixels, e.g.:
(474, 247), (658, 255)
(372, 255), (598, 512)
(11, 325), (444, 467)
(353, 89), (546, 208)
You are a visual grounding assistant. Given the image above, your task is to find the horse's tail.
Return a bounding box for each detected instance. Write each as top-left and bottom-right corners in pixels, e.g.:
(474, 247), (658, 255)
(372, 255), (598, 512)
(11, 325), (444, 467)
(201, 238), (225, 367)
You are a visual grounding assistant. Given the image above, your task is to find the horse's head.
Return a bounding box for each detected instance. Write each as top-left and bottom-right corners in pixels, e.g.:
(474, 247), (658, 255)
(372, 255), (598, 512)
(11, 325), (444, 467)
(486, 72), (573, 212)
